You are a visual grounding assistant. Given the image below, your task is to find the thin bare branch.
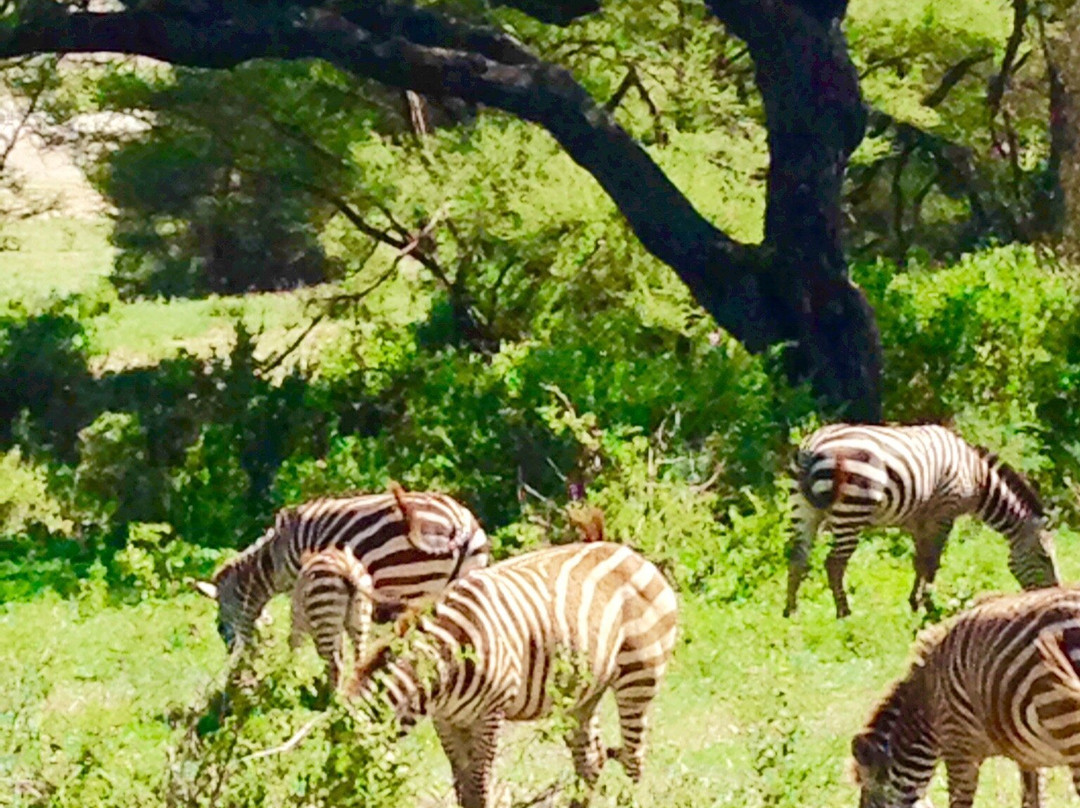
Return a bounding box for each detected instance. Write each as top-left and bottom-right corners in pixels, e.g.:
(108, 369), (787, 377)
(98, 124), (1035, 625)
(240, 714), (327, 763)
(988, 0), (1030, 118)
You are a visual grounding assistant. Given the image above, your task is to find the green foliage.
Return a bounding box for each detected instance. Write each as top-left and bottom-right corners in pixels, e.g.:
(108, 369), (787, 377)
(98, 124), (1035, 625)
(90, 63), (361, 298)
(0, 447), (73, 540)
(0, 300), (94, 460)
(74, 411), (160, 528)
(163, 646), (409, 808)
(858, 245), (1080, 512)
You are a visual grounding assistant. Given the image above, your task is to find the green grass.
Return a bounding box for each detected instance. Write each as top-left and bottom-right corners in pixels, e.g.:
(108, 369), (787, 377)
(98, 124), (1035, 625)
(0, 219), (114, 305)
(0, 217), (429, 373)
(4, 524), (1080, 807)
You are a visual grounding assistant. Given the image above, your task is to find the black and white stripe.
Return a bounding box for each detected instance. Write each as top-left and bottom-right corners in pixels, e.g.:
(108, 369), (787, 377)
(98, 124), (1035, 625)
(785, 423), (1059, 618)
(854, 587), (1080, 808)
(289, 548), (374, 691)
(351, 542), (679, 808)
(194, 483), (490, 651)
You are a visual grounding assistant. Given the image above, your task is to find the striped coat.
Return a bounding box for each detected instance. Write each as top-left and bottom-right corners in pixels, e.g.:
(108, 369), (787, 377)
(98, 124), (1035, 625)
(853, 587), (1080, 808)
(289, 548), (374, 691)
(785, 423), (1059, 618)
(194, 484), (490, 652)
(351, 542), (679, 808)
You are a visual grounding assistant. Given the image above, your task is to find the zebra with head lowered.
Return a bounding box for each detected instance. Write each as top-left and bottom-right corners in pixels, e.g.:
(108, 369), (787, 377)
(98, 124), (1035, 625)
(784, 423), (1059, 619)
(853, 587), (1080, 808)
(193, 482), (490, 658)
(349, 541), (679, 808)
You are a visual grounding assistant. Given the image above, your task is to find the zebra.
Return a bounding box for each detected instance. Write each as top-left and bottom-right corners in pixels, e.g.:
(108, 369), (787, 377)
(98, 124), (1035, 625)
(193, 482), (490, 653)
(349, 541), (679, 808)
(289, 547), (375, 692)
(852, 586), (1080, 808)
(784, 423), (1059, 619)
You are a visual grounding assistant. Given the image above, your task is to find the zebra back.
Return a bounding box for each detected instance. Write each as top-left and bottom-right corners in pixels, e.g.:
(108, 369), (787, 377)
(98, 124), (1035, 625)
(352, 541), (678, 724)
(197, 484), (490, 651)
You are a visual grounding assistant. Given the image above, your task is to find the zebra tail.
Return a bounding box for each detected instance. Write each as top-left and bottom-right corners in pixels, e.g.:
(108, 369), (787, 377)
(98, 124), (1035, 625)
(1035, 627), (1080, 702)
(794, 449), (838, 511)
(387, 480), (423, 547)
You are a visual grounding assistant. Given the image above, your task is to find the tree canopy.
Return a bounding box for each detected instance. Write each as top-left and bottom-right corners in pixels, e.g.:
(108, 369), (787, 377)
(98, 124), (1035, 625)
(0, 0), (888, 420)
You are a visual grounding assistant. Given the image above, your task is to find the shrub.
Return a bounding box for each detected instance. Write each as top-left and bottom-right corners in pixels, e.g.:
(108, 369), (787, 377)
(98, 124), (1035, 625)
(0, 300), (94, 460)
(0, 447), (73, 540)
(75, 411), (164, 529)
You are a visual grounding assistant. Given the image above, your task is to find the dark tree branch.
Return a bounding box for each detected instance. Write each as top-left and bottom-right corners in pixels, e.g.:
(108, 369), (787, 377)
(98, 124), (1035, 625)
(921, 50), (993, 109)
(988, 0), (1029, 118)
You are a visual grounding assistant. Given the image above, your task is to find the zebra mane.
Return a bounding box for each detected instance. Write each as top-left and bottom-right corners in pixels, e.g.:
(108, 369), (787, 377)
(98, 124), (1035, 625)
(864, 622), (946, 733)
(910, 621), (949, 664)
(212, 510), (294, 582)
(974, 446), (1045, 519)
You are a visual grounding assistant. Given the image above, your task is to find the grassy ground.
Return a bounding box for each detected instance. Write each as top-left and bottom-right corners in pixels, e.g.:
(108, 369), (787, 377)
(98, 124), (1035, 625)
(4, 523), (1080, 807)
(0, 217), (426, 375)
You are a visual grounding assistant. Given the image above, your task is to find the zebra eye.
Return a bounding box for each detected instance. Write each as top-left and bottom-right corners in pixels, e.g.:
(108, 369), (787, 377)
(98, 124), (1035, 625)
(217, 620), (236, 648)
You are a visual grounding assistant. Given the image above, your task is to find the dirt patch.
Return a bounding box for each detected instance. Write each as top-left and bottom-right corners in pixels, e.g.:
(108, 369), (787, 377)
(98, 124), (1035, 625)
(0, 91), (147, 219)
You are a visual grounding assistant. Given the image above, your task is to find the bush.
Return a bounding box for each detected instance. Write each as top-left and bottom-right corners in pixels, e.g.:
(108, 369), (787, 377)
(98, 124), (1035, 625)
(75, 410), (165, 529)
(104, 131), (340, 299)
(0, 300), (94, 460)
(857, 245), (1080, 514)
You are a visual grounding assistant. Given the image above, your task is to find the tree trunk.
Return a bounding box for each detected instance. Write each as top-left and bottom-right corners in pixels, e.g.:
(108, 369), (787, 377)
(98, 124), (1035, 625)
(1051, 2), (1080, 257)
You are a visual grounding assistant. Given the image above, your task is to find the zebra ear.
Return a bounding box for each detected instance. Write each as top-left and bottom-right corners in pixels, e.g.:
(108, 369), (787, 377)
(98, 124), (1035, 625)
(852, 733), (889, 768)
(192, 580), (218, 599)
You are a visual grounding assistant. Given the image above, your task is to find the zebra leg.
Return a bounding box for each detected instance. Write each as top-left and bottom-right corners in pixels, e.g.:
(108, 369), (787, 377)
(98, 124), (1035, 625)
(434, 720), (474, 808)
(910, 520), (953, 613)
(609, 669), (663, 784)
(437, 713), (503, 808)
(344, 593), (373, 685)
(944, 757), (980, 808)
(566, 707), (604, 808)
(784, 495), (825, 617)
(1019, 768), (1042, 808)
(824, 526), (862, 619)
(289, 597), (308, 650)
(313, 626), (346, 694)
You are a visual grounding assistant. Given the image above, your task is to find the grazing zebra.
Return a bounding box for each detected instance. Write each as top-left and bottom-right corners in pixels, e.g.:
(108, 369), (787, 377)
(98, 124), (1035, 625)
(350, 542), (679, 808)
(784, 423), (1059, 618)
(289, 548), (374, 691)
(193, 482), (490, 652)
(852, 587), (1080, 808)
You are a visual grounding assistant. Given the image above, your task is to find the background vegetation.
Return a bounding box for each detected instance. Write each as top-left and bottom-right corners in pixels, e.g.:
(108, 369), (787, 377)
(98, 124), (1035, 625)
(2, 0), (1080, 805)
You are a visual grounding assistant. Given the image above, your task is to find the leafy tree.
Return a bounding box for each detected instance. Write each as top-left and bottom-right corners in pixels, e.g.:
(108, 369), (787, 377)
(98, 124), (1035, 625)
(0, 0), (885, 420)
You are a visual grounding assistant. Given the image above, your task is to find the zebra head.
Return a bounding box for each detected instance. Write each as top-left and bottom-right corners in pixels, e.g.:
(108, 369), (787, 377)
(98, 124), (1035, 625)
(1007, 519), (1061, 589)
(194, 566), (257, 652)
(852, 732), (910, 808)
(194, 522), (288, 652)
(851, 676), (937, 808)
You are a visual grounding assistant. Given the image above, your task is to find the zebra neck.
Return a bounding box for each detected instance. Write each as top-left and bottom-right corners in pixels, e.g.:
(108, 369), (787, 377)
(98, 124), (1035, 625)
(224, 531), (296, 627)
(877, 668), (940, 787)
